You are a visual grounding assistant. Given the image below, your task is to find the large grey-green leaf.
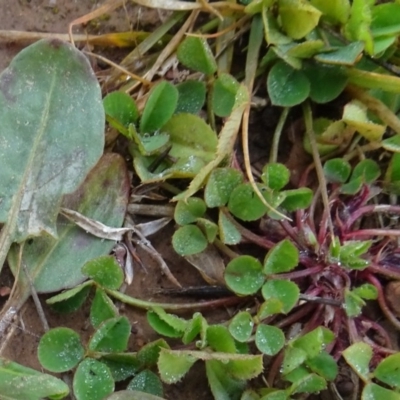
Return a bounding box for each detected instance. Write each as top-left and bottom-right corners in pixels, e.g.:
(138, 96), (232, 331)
(0, 39), (104, 243)
(8, 153), (130, 294)
(0, 357), (69, 399)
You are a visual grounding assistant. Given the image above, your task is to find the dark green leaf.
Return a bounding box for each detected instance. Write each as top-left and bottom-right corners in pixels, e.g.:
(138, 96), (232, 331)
(264, 239), (299, 274)
(82, 255), (124, 290)
(292, 327), (334, 359)
(371, 3), (400, 37)
(257, 298), (284, 319)
(38, 328), (84, 373)
(267, 61), (310, 106)
(261, 279), (300, 313)
(282, 346), (307, 375)
(304, 63), (348, 103)
(261, 163), (290, 190)
(47, 281), (92, 313)
(196, 218), (218, 242)
(175, 80), (206, 114)
(374, 353), (400, 389)
(228, 183), (267, 221)
(205, 167), (243, 208)
(172, 225), (208, 256)
(362, 383), (400, 400)
(100, 353), (141, 382)
(290, 372), (327, 394)
(90, 288), (119, 328)
(229, 311), (254, 343)
(315, 42), (364, 66)
(255, 324), (285, 356)
(351, 159), (381, 183)
(278, 0), (322, 39)
(127, 370), (164, 397)
(140, 81), (178, 133)
(225, 255), (265, 295)
(147, 311), (183, 338)
(137, 339), (170, 368)
(206, 360), (246, 400)
(218, 210), (241, 245)
(174, 197), (206, 225)
(306, 351), (338, 381)
(177, 36), (217, 75)
(88, 316), (131, 353)
(344, 289), (365, 317)
(211, 73), (240, 117)
(158, 349), (197, 384)
(103, 91), (139, 127)
(280, 188), (313, 211)
(207, 325), (237, 353)
(324, 158), (352, 183)
(310, 0), (350, 24)
(342, 342), (372, 381)
(73, 359), (114, 400)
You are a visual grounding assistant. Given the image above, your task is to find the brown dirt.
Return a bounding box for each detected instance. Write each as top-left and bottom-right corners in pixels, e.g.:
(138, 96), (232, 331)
(0, 1), (217, 399)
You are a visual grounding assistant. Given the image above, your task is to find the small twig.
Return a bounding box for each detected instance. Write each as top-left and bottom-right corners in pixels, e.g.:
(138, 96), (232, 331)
(125, 215), (181, 287)
(21, 262), (49, 332)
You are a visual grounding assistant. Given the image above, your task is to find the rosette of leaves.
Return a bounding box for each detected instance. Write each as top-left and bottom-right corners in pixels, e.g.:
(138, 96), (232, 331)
(172, 163), (312, 256)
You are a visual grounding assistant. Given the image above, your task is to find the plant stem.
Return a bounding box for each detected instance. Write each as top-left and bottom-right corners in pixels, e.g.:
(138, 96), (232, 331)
(269, 107), (289, 164)
(303, 102), (335, 241)
(105, 288), (243, 311)
(344, 204), (400, 230)
(365, 273), (400, 330)
(344, 228), (400, 239)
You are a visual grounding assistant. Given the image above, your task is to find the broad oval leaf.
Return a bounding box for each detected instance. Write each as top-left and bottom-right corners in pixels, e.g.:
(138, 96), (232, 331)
(205, 168), (243, 208)
(342, 342), (372, 381)
(324, 158), (352, 183)
(88, 316), (131, 353)
(127, 370), (164, 397)
(175, 80), (206, 115)
(264, 239), (299, 274)
(38, 327), (84, 373)
(103, 91), (139, 127)
(140, 81), (178, 134)
(255, 324), (285, 356)
(174, 197), (206, 225)
(82, 255), (124, 290)
(158, 349), (197, 384)
(278, 0), (322, 39)
(267, 61), (310, 106)
(0, 39), (104, 242)
(0, 357), (69, 399)
(261, 279), (300, 313)
(228, 183), (267, 221)
(211, 73), (240, 117)
(261, 163), (290, 190)
(7, 153), (129, 293)
(172, 225), (208, 256)
(224, 255), (265, 295)
(229, 311), (254, 343)
(177, 36), (217, 75)
(73, 359), (114, 400)
(374, 353), (400, 389)
(90, 288), (119, 328)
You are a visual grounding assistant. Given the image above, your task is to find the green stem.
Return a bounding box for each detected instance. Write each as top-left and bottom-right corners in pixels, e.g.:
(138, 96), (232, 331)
(104, 288), (241, 311)
(269, 107), (289, 164)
